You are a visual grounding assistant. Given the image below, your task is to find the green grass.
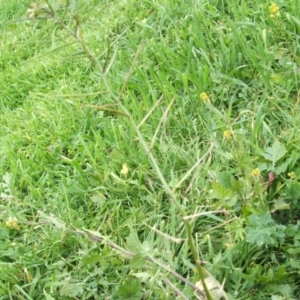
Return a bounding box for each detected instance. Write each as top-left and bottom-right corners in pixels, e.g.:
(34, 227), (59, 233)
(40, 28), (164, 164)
(1, 0), (300, 299)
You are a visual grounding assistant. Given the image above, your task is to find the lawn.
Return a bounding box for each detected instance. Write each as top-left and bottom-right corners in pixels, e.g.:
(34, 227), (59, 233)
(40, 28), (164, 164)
(0, 0), (300, 299)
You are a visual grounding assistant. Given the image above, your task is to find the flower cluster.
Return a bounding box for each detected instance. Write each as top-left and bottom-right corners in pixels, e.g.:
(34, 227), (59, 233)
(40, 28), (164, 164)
(223, 130), (233, 140)
(288, 172), (296, 179)
(251, 168), (261, 178)
(269, 3), (280, 18)
(200, 92), (210, 103)
(6, 217), (21, 231)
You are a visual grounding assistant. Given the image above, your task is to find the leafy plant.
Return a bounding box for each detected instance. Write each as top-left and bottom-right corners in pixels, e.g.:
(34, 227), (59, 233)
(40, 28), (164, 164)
(1, 0), (300, 299)
(245, 212), (286, 247)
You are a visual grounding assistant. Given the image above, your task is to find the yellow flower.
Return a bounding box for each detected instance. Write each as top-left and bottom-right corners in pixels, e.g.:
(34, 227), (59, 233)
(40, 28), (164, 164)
(251, 168), (261, 177)
(6, 217), (21, 231)
(120, 163), (129, 175)
(200, 92), (210, 103)
(288, 172), (296, 179)
(223, 130), (233, 140)
(269, 3), (280, 17)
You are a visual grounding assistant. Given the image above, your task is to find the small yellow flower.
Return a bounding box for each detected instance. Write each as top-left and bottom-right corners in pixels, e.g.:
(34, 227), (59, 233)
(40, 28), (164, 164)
(251, 168), (261, 177)
(200, 92), (210, 103)
(223, 130), (233, 140)
(120, 163), (129, 175)
(288, 172), (296, 179)
(269, 3), (280, 17)
(6, 217), (21, 231)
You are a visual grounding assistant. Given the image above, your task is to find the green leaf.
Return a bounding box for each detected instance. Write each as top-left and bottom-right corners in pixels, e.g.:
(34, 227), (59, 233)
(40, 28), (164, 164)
(215, 172), (232, 189)
(286, 247), (300, 255)
(39, 213), (67, 231)
(224, 195), (238, 207)
(118, 276), (143, 299)
(262, 140), (287, 164)
(258, 268), (274, 283)
(246, 228), (275, 246)
(285, 182), (300, 200)
(125, 231), (153, 258)
(273, 49), (286, 60)
(275, 266), (289, 280)
(245, 213), (286, 247)
(132, 272), (152, 281)
(131, 253), (147, 269)
(60, 283), (83, 297)
(275, 284), (293, 297)
(271, 199), (290, 213)
(209, 181), (233, 201)
(286, 13), (300, 26)
(80, 253), (103, 266)
(270, 73), (286, 85)
(289, 258), (300, 269)
(125, 231), (143, 254)
(276, 160), (289, 174)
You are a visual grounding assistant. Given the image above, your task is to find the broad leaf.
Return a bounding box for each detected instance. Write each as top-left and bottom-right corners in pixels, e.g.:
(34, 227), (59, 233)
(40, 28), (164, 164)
(125, 231), (144, 254)
(209, 181), (233, 201)
(262, 140), (287, 164)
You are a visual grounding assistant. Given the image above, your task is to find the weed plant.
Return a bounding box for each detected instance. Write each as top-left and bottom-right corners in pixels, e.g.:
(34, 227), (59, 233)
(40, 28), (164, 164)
(0, 0), (300, 299)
